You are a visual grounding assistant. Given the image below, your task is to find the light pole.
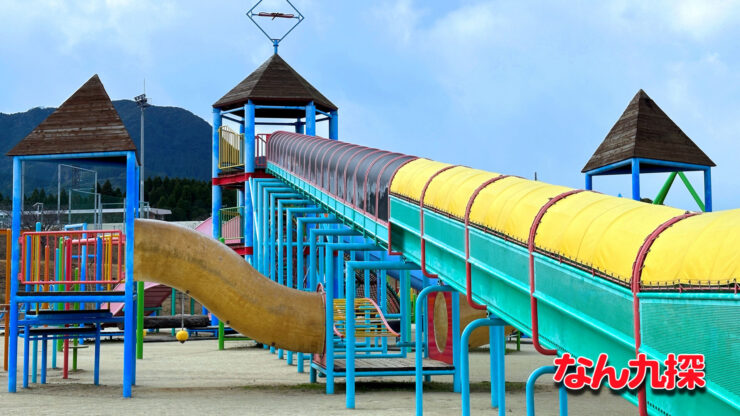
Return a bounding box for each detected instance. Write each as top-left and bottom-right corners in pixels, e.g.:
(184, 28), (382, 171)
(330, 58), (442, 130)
(134, 92), (148, 360)
(134, 93), (149, 218)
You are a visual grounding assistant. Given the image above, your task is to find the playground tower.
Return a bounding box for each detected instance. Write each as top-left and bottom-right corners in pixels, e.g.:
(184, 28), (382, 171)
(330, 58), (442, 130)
(211, 54), (338, 262)
(583, 89), (714, 211)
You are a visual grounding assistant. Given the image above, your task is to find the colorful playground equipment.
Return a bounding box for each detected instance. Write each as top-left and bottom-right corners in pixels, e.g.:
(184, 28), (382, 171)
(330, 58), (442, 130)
(2, 8), (737, 415)
(5, 74), (139, 397)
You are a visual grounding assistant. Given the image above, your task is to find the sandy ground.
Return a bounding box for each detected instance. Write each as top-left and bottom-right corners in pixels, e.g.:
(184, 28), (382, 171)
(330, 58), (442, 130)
(0, 334), (633, 415)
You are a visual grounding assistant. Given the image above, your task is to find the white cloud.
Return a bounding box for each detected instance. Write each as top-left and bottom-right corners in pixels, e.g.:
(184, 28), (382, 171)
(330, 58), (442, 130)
(606, 0), (740, 40)
(0, 0), (181, 60)
(374, 0), (424, 45)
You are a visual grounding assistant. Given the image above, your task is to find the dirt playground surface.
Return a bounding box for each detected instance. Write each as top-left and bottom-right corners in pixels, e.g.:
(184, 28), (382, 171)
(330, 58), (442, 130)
(0, 335), (632, 415)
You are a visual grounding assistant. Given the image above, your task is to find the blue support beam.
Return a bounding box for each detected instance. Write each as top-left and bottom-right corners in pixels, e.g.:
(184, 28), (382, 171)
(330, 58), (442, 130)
(7, 157), (20, 393)
(344, 260), (420, 409)
(704, 167), (712, 212)
(123, 150), (138, 397)
(414, 285), (458, 415)
(305, 101), (316, 136)
(323, 242), (384, 395)
(460, 317), (507, 416)
(329, 110), (338, 140)
(243, 100), (256, 263)
(526, 365), (568, 416)
(631, 158), (640, 201)
(295, 119), (305, 134)
(212, 108), (222, 240)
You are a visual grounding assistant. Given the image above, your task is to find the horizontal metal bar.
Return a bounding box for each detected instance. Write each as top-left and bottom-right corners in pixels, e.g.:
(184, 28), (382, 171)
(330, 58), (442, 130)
(635, 157), (710, 172)
(222, 114), (243, 123)
(219, 108), (243, 115)
(256, 122), (300, 126)
(18, 151), (131, 161)
(20, 317), (124, 325)
(582, 159), (632, 175)
(15, 295), (126, 303)
(254, 105), (306, 110)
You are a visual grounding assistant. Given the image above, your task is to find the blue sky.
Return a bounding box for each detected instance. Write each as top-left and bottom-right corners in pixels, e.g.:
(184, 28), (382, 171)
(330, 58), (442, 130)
(1, 0), (739, 210)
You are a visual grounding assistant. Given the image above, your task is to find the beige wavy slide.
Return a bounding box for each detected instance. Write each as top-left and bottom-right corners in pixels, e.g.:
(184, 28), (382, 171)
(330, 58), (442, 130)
(133, 219), (326, 353)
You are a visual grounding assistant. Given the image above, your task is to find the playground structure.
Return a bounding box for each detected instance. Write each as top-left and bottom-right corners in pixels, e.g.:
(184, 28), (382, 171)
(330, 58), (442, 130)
(5, 74), (139, 396)
(1, 9), (738, 416)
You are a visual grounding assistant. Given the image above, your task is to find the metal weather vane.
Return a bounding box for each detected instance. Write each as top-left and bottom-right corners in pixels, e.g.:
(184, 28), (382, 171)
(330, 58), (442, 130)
(247, 0), (304, 54)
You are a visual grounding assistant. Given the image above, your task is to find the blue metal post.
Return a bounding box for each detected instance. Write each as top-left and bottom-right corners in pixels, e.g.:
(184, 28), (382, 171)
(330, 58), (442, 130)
(295, 119), (304, 134)
(415, 285), (457, 416)
(287, 206), (325, 372)
(212, 108), (222, 240)
(40, 335), (47, 384)
(585, 173), (592, 191)
(704, 167), (712, 212)
(261, 185), (291, 276)
(461, 317), (507, 416)
(329, 110), (338, 140)
(23, 323), (29, 388)
(8, 157), (22, 393)
(526, 365), (568, 416)
(344, 261), (419, 409)
(284, 204), (315, 288)
(451, 292), (461, 392)
(324, 244), (336, 394)
(323, 242), (379, 394)
(243, 100), (256, 263)
(631, 158), (640, 201)
(31, 222), (41, 384)
(270, 192), (301, 282)
(493, 325), (506, 408)
(309, 228), (355, 291)
(305, 101), (316, 136)
(122, 150), (138, 398)
(296, 216), (338, 289)
(400, 270), (410, 355)
(277, 199), (311, 365)
(94, 324), (101, 385)
(253, 179), (283, 273)
(345, 263), (357, 409)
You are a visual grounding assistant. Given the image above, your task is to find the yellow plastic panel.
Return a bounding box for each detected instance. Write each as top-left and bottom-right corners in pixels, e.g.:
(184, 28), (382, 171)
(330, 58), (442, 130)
(469, 177), (571, 244)
(389, 158), (450, 201)
(535, 192), (684, 283)
(642, 209), (740, 286)
(423, 167), (501, 219)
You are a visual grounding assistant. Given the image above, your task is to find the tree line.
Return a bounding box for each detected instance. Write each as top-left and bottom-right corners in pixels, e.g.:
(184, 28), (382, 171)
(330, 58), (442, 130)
(0, 177), (236, 222)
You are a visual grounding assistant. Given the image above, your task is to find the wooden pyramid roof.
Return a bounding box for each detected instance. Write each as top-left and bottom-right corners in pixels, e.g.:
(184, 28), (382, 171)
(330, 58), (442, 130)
(6, 74), (137, 158)
(582, 89), (714, 172)
(213, 54), (337, 117)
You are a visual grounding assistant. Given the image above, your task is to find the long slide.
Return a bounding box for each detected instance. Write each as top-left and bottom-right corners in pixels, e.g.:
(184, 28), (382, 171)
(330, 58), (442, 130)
(264, 131), (740, 416)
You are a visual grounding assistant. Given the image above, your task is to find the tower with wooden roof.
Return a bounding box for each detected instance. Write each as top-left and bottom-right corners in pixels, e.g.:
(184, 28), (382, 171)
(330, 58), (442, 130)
(5, 74), (139, 396)
(583, 89), (714, 212)
(211, 53), (338, 261)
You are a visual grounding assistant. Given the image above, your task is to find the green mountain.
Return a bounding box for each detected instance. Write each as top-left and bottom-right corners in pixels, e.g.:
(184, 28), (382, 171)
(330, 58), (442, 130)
(0, 100), (211, 195)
